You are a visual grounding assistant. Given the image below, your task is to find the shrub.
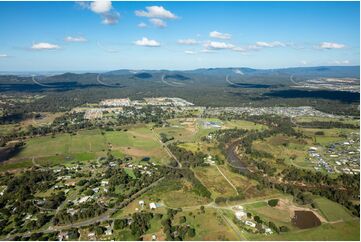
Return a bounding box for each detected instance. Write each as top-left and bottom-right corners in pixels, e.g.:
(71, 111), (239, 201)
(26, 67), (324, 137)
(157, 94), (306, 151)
(267, 199), (279, 207)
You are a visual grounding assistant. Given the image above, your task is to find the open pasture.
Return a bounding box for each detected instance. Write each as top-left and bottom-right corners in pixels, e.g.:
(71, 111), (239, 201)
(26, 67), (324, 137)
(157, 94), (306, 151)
(193, 166), (237, 198)
(313, 196), (355, 222)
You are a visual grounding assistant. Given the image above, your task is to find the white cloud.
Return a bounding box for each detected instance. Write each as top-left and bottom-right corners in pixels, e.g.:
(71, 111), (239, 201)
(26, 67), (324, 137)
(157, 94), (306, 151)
(184, 50), (196, 55)
(0, 54), (8, 58)
(90, 0), (112, 14)
(332, 60), (350, 65)
(135, 6), (177, 19)
(31, 42), (60, 50)
(319, 42), (345, 49)
(233, 47), (247, 52)
(149, 18), (166, 28)
(200, 49), (215, 53)
(77, 0), (119, 25)
(177, 39), (199, 45)
(134, 37), (160, 47)
(204, 41), (234, 50)
(101, 11), (120, 25)
(64, 36), (87, 42)
(138, 22), (147, 28)
(255, 41), (285, 48)
(209, 31), (231, 40)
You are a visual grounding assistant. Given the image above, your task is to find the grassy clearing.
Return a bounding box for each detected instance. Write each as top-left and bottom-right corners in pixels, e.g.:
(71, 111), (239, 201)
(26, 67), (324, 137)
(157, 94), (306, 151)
(145, 178), (210, 208)
(4, 126), (169, 170)
(314, 196), (355, 222)
(0, 159), (33, 172)
(299, 127), (354, 145)
(15, 129), (106, 159)
(124, 168), (136, 179)
(106, 126), (168, 164)
(252, 134), (313, 170)
(223, 120), (267, 130)
(244, 201), (292, 224)
(114, 229), (138, 241)
(248, 220), (360, 241)
(173, 208), (239, 240)
(294, 116), (359, 126)
(216, 165), (273, 199)
(193, 166), (237, 198)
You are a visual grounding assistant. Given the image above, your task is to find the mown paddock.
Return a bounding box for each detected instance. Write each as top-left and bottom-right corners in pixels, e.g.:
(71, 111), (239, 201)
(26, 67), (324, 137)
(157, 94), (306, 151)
(172, 208), (239, 241)
(294, 116), (360, 126)
(1, 126), (170, 171)
(142, 178), (211, 208)
(14, 129), (106, 159)
(216, 165), (272, 199)
(193, 165), (238, 198)
(313, 196), (355, 222)
(105, 126), (169, 164)
(243, 199), (294, 225)
(247, 220), (360, 241)
(252, 134), (313, 170)
(298, 127), (356, 145)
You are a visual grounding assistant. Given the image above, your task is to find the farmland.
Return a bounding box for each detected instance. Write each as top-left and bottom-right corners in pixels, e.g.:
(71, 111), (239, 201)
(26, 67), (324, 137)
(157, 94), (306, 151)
(0, 104), (359, 241)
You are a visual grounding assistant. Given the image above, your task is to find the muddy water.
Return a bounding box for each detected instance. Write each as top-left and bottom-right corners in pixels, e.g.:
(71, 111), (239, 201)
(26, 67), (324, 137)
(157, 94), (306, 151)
(292, 210), (321, 229)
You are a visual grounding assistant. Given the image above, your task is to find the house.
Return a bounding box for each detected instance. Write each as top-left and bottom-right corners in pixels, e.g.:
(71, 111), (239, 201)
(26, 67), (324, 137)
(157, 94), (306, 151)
(58, 231), (69, 241)
(65, 180), (76, 187)
(105, 227), (113, 236)
(149, 202), (157, 209)
(88, 232), (95, 239)
(235, 210), (247, 220)
(245, 221), (256, 228)
(265, 228), (273, 234)
(101, 180), (109, 186)
(67, 208), (77, 216)
(152, 234), (157, 241)
(78, 196), (91, 204)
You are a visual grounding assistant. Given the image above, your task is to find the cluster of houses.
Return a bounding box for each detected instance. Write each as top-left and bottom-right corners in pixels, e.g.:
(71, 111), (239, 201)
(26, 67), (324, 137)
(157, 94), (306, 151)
(203, 121), (222, 129)
(308, 147), (334, 173)
(99, 97), (194, 108)
(204, 155), (216, 165)
(137, 200), (161, 211)
(233, 205), (273, 234)
(308, 134), (360, 175)
(122, 160), (158, 177)
(325, 134), (360, 175)
(204, 106), (338, 118)
(84, 109), (103, 120)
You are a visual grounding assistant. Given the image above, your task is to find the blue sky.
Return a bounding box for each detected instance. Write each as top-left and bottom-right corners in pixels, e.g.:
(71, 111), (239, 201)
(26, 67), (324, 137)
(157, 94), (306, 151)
(0, 1), (359, 71)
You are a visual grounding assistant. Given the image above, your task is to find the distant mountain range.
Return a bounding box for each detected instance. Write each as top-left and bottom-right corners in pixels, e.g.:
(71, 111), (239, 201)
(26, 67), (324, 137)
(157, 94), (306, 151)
(0, 66), (358, 87)
(104, 66), (359, 78)
(0, 65), (359, 78)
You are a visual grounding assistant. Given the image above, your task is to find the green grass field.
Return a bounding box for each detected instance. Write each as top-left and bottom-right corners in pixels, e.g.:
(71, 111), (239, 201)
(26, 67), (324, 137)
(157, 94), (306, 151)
(248, 220), (360, 241)
(145, 178), (211, 208)
(15, 129), (107, 159)
(173, 208), (239, 241)
(314, 197), (355, 222)
(193, 166), (237, 198)
(0, 126), (170, 171)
